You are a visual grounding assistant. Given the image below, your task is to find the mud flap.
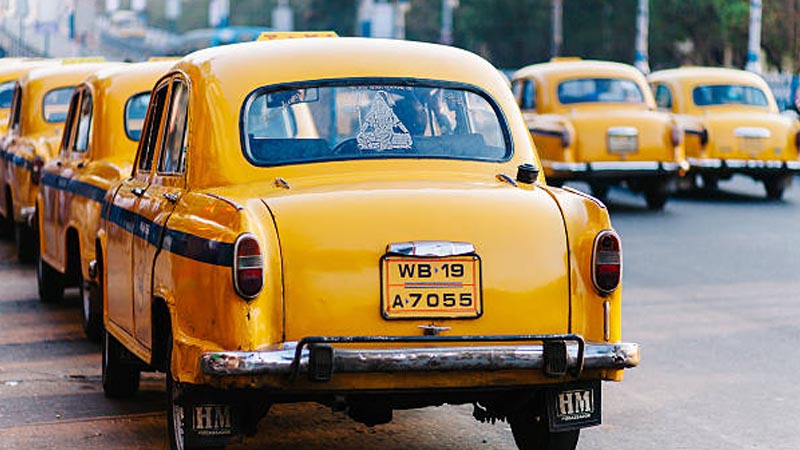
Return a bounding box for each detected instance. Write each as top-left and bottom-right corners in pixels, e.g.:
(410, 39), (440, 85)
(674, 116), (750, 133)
(183, 396), (243, 448)
(546, 380), (602, 432)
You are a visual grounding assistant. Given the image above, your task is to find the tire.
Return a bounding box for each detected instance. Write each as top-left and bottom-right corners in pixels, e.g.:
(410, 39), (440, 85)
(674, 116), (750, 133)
(764, 177), (789, 201)
(102, 329), (140, 398)
(644, 189), (668, 210)
(37, 253), (65, 303)
(15, 222), (35, 263)
(701, 174), (718, 191)
(0, 190), (13, 239)
(588, 182), (609, 202)
(80, 277), (102, 342)
(508, 406), (580, 450)
(165, 328), (226, 450)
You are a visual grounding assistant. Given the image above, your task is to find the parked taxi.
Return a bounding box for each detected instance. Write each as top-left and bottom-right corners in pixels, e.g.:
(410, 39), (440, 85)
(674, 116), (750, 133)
(97, 35), (639, 450)
(35, 61), (173, 341)
(2, 59), (114, 262)
(648, 67), (800, 199)
(511, 58), (685, 209)
(0, 59), (56, 237)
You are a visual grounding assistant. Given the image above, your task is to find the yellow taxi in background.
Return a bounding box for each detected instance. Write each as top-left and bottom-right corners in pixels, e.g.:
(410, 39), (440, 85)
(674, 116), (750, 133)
(0, 59), (56, 237)
(512, 58), (685, 210)
(2, 60), (116, 262)
(35, 61), (173, 341)
(97, 35), (638, 450)
(648, 67), (800, 199)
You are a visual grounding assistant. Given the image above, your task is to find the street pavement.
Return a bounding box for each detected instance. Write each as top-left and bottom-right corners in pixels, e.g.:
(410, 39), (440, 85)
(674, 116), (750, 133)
(1, 174), (799, 449)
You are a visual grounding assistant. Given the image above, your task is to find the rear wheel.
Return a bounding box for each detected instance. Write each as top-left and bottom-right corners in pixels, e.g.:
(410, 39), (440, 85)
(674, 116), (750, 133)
(764, 176), (790, 200)
(0, 189), (13, 239)
(15, 222), (35, 263)
(101, 329), (140, 398)
(508, 404), (580, 450)
(644, 187), (669, 210)
(80, 277), (102, 342)
(701, 174), (718, 191)
(588, 182), (609, 202)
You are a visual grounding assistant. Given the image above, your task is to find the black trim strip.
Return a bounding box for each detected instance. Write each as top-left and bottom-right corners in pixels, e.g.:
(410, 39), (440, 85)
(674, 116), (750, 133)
(530, 128), (566, 138)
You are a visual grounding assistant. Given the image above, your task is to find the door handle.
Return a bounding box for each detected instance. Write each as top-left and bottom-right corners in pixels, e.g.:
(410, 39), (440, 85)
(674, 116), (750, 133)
(130, 187), (145, 197)
(163, 192), (180, 203)
(55, 160), (62, 167)
(76, 162), (85, 169)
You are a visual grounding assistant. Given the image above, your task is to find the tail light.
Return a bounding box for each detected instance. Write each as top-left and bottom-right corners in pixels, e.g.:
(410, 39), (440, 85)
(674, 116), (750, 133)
(233, 233), (263, 299)
(699, 128), (709, 147)
(31, 156), (44, 185)
(592, 230), (621, 295)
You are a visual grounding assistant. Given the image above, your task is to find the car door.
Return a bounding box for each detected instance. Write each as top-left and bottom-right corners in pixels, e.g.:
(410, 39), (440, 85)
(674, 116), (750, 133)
(132, 76), (188, 349)
(40, 88), (81, 269)
(106, 81), (170, 337)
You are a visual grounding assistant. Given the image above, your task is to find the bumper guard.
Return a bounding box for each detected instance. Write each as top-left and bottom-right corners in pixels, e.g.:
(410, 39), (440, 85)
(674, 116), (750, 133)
(200, 334), (640, 382)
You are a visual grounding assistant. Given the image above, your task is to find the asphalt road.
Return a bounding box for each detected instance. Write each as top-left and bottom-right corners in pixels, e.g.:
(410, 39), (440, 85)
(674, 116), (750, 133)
(1, 174), (799, 449)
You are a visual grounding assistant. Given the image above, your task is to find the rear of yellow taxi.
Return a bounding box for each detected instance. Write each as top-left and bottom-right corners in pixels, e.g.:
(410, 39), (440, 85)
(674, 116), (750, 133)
(5, 61), (117, 261)
(512, 60), (686, 209)
(648, 67), (800, 199)
(98, 37), (638, 450)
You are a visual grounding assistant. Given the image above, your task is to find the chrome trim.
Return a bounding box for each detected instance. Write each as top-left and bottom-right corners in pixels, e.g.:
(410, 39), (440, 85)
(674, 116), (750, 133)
(545, 161), (681, 173)
(495, 173), (518, 187)
(561, 187), (607, 209)
(386, 240), (475, 257)
(590, 161), (658, 171)
(787, 161), (800, 170)
(274, 177), (291, 189)
(200, 342), (640, 376)
(603, 301), (610, 342)
(687, 158), (723, 168)
(202, 193), (244, 211)
(607, 126), (638, 137)
(546, 162), (589, 171)
(734, 127), (770, 139)
(19, 206), (35, 224)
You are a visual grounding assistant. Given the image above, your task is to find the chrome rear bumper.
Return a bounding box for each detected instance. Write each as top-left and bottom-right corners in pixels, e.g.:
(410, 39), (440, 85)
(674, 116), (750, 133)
(200, 337), (640, 379)
(688, 158), (800, 172)
(545, 160), (684, 179)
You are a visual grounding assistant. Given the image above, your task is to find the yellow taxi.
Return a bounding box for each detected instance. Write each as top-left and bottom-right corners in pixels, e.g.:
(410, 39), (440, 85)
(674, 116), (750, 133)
(648, 67), (800, 199)
(97, 35), (639, 450)
(35, 61), (174, 342)
(0, 59), (57, 237)
(2, 60), (116, 262)
(511, 58), (685, 209)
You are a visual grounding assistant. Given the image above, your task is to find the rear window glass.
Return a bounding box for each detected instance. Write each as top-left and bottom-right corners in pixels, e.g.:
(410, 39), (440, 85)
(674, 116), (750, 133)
(124, 91), (150, 141)
(242, 80), (511, 166)
(43, 87), (75, 123)
(692, 84), (769, 107)
(0, 81), (15, 109)
(558, 78), (644, 105)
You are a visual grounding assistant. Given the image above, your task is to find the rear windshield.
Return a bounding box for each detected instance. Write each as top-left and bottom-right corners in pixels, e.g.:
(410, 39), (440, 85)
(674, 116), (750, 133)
(242, 80), (511, 166)
(558, 78), (644, 105)
(692, 84), (769, 107)
(43, 87), (75, 123)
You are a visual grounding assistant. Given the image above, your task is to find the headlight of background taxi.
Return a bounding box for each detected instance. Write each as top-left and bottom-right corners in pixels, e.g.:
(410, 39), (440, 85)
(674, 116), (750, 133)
(591, 230), (622, 295)
(233, 233), (264, 299)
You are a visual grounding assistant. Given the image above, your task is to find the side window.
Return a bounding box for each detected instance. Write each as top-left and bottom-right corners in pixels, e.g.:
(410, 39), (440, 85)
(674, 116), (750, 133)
(43, 87), (75, 123)
(59, 90), (82, 155)
(512, 80), (524, 107)
(73, 92), (93, 153)
(0, 81), (16, 109)
(655, 84), (673, 111)
(137, 83), (170, 173)
(158, 80), (189, 174)
(124, 92), (151, 141)
(521, 80), (536, 110)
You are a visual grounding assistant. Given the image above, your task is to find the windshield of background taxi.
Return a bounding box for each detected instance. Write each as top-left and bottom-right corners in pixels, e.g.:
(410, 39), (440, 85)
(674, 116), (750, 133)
(242, 81), (511, 166)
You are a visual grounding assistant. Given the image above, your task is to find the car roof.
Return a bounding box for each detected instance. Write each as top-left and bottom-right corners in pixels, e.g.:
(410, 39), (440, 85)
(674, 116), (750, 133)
(648, 67), (767, 87)
(512, 59), (645, 82)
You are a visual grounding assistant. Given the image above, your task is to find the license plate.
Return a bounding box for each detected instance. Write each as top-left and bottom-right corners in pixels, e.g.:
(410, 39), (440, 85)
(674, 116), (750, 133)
(381, 255), (482, 319)
(546, 380), (602, 432)
(607, 135), (638, 154)
(740, 137), (765, 152)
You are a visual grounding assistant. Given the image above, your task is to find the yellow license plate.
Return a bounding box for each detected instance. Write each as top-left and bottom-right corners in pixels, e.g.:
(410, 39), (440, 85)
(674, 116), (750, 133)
(381, 255), (482, 319)
(607, 135), (637, 154)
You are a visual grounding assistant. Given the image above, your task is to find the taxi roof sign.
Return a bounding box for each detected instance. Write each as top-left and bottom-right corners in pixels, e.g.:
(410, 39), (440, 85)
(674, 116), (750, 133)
(61, 57), (106, 65)
(257, 31), (338, 41)
(147, 57), (182, 62)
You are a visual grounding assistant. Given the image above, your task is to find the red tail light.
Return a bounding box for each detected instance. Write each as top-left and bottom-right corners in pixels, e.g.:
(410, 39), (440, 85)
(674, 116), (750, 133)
(233, 233), (263, 299)
(592, 230), (621, 295)
(31, 156), (44, 185)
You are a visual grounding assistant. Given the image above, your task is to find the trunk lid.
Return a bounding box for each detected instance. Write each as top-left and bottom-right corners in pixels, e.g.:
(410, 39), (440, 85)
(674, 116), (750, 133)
(702, 110), (795, 160)
(262, 176), (570, 341)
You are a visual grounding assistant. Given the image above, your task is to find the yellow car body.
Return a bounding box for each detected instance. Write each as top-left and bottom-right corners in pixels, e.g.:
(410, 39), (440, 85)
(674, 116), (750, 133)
(648, 67), (800, 199)
(3, 61), (118, 261)
(35, 61), (174, 341)
(98, 37), (638, 450)
(0, 59), (58, 236)
(512, 59), (686, 209)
